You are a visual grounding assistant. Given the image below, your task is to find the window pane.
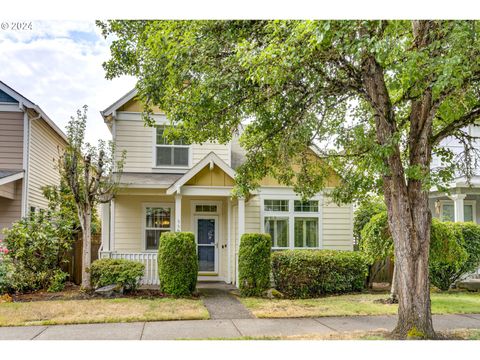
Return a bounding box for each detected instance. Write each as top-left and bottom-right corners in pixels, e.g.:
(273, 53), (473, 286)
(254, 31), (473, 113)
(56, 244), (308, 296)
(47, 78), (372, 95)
(156, 147), (172, 166)
(198, 246), (215, 271)
(277, 219), (289, 247)
(265, 217), (289, 248)
(146, 229), (169, 250)
(294, 200), (319, 212)
(464, 204), (474, 222)
(264, 200), (289, 212)
(441, 204), (455, 222)
(195, 205), (217, 213)
(305, 219), (318, 247)
(173, 147), (189, 166)
(146, 207), (171, 229)
(294, 217), (318, 248)
(156, 126), (167, 145)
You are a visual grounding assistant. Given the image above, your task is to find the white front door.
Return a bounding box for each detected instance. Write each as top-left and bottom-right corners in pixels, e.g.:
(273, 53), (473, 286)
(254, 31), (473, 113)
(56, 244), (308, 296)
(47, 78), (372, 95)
(194, 216), (218, 274)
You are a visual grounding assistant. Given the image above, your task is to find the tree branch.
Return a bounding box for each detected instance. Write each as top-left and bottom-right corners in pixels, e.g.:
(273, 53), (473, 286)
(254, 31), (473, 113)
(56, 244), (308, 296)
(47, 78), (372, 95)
(431, 106), (480, 144)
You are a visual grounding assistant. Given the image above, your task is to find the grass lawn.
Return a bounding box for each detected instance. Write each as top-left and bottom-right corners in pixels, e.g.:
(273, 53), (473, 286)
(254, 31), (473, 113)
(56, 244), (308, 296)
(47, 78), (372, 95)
(240, 291), (480, 318)
(0, 298), (209, 327)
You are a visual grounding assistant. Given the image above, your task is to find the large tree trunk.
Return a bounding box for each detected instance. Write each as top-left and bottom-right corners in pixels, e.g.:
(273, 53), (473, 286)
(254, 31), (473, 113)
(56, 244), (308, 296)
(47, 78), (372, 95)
(389, 262), (397, 303)
(361, 21), (436, 337)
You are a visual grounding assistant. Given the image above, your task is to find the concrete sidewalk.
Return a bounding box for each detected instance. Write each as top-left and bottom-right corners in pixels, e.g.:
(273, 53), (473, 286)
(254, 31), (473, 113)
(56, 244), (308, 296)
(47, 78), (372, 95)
(1, 314), (480, 340)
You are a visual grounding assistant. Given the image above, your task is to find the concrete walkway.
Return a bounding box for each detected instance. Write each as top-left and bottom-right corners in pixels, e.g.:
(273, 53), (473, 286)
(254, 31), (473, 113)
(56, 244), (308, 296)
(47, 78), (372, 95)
(197, 282), (253, 320)
(1, 314), (480, 340)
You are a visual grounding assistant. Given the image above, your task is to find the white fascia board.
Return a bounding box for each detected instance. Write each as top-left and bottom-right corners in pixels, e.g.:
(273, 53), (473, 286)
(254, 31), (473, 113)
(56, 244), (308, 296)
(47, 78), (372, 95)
(0, 172), (24, 186)
(101, 88), (138, 117)
(180, 186), (233, 196)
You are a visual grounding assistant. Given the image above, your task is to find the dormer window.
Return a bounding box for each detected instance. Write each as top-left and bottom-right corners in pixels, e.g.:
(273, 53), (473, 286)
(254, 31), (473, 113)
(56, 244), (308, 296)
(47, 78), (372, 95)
(155, 125), (190, 167)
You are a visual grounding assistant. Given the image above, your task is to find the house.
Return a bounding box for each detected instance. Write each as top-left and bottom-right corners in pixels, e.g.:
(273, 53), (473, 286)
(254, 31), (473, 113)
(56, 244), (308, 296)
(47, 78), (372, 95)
(99, 89), (354, 286)
(429, 126), (480, 224)
(0, 81), (67, 239)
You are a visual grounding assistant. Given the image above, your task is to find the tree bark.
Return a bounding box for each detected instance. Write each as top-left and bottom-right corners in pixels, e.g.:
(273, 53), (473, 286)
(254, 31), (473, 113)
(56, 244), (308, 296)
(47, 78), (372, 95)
(80, 205), (92, 290)
(389, 262), (397, 303)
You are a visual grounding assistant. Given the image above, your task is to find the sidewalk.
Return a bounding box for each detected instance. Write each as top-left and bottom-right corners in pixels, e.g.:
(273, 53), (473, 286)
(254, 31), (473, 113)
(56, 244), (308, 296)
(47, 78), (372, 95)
(1, 314), (480, 340)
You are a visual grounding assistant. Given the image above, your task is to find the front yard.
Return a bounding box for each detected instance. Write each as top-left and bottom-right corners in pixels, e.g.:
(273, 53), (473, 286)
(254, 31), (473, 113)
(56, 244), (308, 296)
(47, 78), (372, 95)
(0, 297), (209, 327)
(240, 292), (480, 318)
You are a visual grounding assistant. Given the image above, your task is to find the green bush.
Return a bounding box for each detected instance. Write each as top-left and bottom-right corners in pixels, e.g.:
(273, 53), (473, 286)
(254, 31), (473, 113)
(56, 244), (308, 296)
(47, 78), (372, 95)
(238, 233), (271, 296)
(272, 250), (368, 298)
(47, 270), (69, 293)
(0, 258), (15, 294)
(354, 196), (386, 249)
(429, 219), (468, 291)
(2, 211), (75, 293)
(359, 211), (479, 291)
(456, 222), (480, 277)
(157, 232), (197, 296)
(90, 258), (145, 291)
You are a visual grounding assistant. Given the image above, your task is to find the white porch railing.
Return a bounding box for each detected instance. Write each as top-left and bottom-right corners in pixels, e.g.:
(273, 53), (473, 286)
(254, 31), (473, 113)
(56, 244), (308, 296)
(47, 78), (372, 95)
(111, 252), (159, 285)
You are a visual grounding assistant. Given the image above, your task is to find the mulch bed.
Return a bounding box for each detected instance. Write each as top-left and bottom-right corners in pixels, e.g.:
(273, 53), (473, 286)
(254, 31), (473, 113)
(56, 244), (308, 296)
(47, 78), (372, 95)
(10, 283), (168, 302)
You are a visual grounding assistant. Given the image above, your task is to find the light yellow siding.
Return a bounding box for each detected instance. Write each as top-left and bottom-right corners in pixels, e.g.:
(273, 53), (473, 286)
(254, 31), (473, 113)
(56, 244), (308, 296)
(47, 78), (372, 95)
(322, 196), (353, 250)
(245, 196), (261, 233)
(115, 119), (154, 172)
(0, 111), (23, 170)
(0, 179), (22, 240)
(27, 118), (66, 210)
(186, 165), (234, 186)
(114, 114), (231, 173)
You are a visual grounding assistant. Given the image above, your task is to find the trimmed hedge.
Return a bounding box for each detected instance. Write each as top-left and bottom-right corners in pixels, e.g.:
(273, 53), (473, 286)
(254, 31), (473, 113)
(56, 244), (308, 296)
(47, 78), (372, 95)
(90, 258), (145, 291)
(158, 232), (198, 296)
(272, 250), (368, 298)
(238, 233), (272, 296)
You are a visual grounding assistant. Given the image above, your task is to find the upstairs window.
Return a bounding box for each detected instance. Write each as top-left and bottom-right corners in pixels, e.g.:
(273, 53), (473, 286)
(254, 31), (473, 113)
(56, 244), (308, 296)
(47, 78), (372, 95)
(155, 125), (190, 167)
(294, 200), (319, 212)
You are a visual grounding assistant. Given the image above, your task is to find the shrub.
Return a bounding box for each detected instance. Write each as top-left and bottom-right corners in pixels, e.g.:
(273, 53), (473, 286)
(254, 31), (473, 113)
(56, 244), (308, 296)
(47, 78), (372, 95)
(354, 196), (386, 249)
(90, 258), (145, 291)
(157, 232), (197, 296)
(429, 219), (468, 291)
(272, 250), (368, 298)
(238, 233), (271, 296)
(456, 222), (480, 277)
(2, 211), (75, 293)
(47, 270), (69, 293)
(0, 258), (14, 295)
(360, 211), (392, 264)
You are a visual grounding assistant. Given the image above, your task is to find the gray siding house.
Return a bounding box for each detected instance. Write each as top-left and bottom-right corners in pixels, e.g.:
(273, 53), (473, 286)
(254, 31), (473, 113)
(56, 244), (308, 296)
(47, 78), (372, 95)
(0, 81), (67, 239)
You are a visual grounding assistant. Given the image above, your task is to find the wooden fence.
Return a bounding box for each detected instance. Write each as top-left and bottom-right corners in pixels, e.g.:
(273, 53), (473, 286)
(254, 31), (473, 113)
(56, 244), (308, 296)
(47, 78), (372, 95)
(368, 257), (394, 285)
(63, 233), (101, 285)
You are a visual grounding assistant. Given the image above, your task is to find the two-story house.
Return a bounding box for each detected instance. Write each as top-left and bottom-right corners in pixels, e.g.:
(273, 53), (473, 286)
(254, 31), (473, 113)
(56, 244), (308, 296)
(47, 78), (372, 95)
(99, 89), (354, 286)
(0, 81), (67, 239)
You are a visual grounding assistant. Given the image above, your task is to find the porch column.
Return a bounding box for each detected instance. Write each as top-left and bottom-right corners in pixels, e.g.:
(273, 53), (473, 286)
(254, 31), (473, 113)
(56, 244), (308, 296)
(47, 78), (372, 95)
(175, 194), (182, 231)
(227, 198), (232, 284)
(449, 194), (466, 222)
(100, 202), (111, 252)
(236, 197), (245, 286)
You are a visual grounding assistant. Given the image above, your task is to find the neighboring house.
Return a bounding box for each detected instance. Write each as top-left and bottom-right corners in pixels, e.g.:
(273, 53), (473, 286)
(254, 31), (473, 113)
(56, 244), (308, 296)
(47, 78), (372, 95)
(0, 81), (67, 239)
(429, 125), (480, 277)
(429, 125), (480, 223)
(99, 89), (354, 286)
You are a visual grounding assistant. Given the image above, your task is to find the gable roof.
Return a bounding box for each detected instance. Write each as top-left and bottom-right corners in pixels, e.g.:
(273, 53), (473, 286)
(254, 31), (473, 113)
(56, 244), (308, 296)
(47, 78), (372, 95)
(101, 88), (138, 117)
(0, 81), (67, 142)
(166, 152), (236, 195)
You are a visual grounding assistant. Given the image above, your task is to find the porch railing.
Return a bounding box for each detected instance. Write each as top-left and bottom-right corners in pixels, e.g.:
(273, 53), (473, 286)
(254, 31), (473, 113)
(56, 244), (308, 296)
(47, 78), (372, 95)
(110, 252), (159, 285)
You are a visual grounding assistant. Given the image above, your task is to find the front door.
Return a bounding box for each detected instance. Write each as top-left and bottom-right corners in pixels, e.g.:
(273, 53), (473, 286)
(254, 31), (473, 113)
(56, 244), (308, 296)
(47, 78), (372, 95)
(195, 216), (218, 273)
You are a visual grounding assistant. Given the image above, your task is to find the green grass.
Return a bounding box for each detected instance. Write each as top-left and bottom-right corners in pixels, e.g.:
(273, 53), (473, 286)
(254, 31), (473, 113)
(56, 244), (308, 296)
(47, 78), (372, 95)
(240, 291), (480, 318)
(0, 297), (209, 327)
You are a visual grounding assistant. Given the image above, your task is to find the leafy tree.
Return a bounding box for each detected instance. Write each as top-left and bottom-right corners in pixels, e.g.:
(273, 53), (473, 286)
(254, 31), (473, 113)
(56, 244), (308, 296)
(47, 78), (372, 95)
(98, 20), (480, 338)
(353, 196), (386, 249)
(60, 106), (125, 289)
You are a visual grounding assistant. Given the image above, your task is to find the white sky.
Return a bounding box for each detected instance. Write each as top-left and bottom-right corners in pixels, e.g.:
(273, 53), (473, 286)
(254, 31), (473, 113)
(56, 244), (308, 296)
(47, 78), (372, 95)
(0, 20), (136, 145)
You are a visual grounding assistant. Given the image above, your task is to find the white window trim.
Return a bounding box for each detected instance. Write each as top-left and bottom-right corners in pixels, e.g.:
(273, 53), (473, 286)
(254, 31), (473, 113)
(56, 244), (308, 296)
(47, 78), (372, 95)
(260, 194), (323, 250)
(151, 120), (192, 170)
(141, 202), (175, 252)
(439, 199), (477, 223)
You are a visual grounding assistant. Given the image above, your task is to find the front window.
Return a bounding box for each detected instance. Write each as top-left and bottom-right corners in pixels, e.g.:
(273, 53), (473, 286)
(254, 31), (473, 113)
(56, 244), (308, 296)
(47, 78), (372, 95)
(155, 125), (189, 167)
(145, 207), (172, 250)
(263, 198), (321, 249)
(441, 202), (475, 222)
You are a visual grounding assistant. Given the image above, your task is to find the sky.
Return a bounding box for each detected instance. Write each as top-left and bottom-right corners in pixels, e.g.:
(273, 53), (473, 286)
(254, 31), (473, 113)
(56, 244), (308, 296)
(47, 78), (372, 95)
(0, 20), (136, 144)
